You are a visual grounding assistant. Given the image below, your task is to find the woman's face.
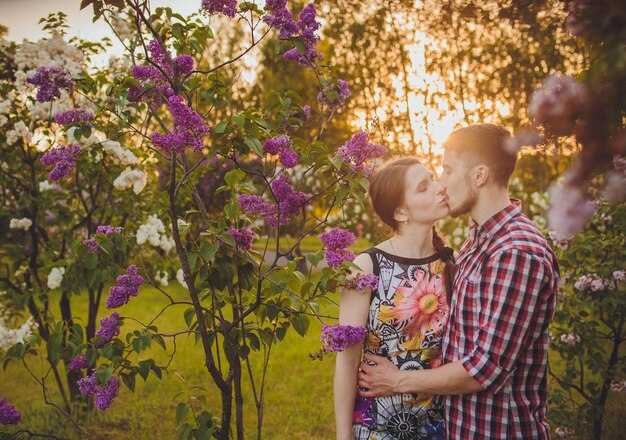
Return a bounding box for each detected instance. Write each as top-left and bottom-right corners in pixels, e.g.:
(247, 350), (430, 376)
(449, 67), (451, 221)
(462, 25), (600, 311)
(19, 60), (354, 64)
(397, 164), (449, 225)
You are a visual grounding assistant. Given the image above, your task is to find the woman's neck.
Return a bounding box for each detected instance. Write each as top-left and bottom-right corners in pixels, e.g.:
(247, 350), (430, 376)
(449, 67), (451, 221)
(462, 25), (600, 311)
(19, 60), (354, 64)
(388, 223), (436, 259)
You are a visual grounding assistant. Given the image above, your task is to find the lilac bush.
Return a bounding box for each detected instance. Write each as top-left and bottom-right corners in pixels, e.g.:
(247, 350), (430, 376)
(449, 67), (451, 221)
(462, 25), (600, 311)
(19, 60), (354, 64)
(0, 3), (383, 439)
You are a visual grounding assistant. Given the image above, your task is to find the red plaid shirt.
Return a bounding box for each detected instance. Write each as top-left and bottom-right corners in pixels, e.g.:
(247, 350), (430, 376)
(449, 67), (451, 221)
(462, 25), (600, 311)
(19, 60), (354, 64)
(442, 200), (559, 439)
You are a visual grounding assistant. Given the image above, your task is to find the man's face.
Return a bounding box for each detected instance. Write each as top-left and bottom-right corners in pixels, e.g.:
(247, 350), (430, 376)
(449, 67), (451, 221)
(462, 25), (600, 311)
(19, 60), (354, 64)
(440, 150), (477, 218)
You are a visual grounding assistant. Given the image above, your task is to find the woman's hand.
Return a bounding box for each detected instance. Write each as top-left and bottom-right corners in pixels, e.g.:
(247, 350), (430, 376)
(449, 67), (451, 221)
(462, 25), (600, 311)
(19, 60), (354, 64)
(357, 354), (402, 398)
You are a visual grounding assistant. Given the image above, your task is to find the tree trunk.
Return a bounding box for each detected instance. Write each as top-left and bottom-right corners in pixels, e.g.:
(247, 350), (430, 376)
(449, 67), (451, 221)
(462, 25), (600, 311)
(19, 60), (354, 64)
(59, 291), (81, 401)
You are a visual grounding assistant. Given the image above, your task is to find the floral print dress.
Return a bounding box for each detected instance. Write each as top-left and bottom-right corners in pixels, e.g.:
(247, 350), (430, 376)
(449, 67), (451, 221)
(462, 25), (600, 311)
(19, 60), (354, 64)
(352, 248), (450, 440)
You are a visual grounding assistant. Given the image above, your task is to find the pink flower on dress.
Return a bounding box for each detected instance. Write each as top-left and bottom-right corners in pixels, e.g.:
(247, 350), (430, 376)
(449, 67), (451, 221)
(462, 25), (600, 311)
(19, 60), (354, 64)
(388, 271), (449, 339)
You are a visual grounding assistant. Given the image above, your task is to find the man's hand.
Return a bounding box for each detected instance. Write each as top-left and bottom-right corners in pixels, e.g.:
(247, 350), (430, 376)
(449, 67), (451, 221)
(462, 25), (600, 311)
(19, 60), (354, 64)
(357, 354), (401, 398)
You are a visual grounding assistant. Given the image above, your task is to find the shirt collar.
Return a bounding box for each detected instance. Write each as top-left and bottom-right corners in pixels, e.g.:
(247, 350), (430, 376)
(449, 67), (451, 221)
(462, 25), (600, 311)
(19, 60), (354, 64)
(469, 199), (522, 242)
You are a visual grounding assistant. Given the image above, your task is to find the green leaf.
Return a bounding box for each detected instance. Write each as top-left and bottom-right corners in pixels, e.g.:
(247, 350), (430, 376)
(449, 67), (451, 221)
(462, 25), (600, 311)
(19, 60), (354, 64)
(244, 136), (264, 156)
(184, 308), (196, 328)
(233, 114), (245, 129)
(214, 121), (228, 134)
(292, 315), (309, 337)
(85, 252), (98, 270)
(188, 253), (198, 273)
(121, 372), (136, 392)
(47, 334), (63, 365)
(224, 168), (245, 187)
(178, 423), (193, 440)
(200, 243), (219, 263)
(330, 155), (344, 170)
(335, 185), (349, 203)
(176, 402), (189, 424)
(307, 250), (324, 267)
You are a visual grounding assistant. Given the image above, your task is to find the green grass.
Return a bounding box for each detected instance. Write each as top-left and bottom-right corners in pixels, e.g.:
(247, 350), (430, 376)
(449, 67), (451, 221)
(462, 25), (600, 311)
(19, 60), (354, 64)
(0, 285), (336, 439)
(2, 284), (626, 439)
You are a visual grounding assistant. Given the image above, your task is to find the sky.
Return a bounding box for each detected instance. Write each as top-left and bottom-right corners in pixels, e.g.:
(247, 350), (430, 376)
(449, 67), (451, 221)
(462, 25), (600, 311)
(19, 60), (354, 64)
(0, 0), (465, 156)
(0, 0), (201, 66)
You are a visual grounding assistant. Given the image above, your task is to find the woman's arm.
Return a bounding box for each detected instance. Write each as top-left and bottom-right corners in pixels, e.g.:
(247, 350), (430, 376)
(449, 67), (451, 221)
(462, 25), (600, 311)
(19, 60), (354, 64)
(334, 253), (373, 440)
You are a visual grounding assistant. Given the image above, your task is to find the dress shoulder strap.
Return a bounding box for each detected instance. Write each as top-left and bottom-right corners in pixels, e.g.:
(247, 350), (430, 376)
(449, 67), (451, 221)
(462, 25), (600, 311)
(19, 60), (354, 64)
(360, 247), (381, 277)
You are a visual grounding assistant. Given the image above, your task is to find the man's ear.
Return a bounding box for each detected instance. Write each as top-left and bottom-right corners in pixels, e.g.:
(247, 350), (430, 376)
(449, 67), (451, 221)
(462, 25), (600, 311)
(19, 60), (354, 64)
(472, 164), (489, 187)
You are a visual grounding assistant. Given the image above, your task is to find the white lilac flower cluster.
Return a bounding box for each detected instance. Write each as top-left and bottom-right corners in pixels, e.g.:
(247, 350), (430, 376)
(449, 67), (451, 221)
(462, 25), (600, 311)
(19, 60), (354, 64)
(610, 380), (626, 393)
(9, 218), (32, 231)
(47, 267), (65, 289)
(548, 230), (570, 249)
(554, 427), (574, 438)
(136, 215), (175, 252)
(0, 313), (38, 351)
(13, 30), (84, 88)
(154, 270), (169, 287)
(12, 31), (95, 121)
(108, 11), (133, 42)
(38, 180), (53, 191)
(113, 167), (147, 194)
(574, 274), (611, 292)
(5, 121), (32, 146)
(560, 333), (581, 346)
(176, 269), (188, 289)
(0, 99), (11, 127)
(101, 140), (137, 165)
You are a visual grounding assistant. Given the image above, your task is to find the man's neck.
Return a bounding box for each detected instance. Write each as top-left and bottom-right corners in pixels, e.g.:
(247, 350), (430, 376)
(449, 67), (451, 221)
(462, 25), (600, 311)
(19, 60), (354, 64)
(470, 186), (511, 226)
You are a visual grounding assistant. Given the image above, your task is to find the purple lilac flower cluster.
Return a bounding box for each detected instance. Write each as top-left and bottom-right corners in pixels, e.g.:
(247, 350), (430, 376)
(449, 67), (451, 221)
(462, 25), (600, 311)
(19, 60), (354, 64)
(83, 226), (123, 254)
(264, 0), (298, 37)
(283, 3), (322, 66)
(106, 266), (143, 309)
(70, 353), (90, 371)
(25, 66), (74, 103)
(129, 40), (194, 105)
(0, 397), (21, 425)
(263, 135), (298, 168)
(94, 312), (121, 348)
(201, 0), (238, 17)
(77, 373), (121, 410)
(40, 144), (81, 181)
(529, 74), (588, 137)
(565, 0), (594, 37)
(83, 237), (100, 254)
(151, 95), (210, 153)
(96, 225), (124, 236)
(337, 131), (387, 174)
(54, 109), (94, 125)
(271, 173), (310, 223)
(320, 227), (356, 268)
(343, 273), (379, 292)
(238, 174), (309, 227)
(320, 323), (367, 353)
(317, 79), (351, 111)
(230, 228), (255, 250)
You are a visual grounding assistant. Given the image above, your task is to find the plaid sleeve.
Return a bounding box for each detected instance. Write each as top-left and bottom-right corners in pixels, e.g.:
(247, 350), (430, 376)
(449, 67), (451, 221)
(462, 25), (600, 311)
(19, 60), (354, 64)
(462, 249), (547, 393)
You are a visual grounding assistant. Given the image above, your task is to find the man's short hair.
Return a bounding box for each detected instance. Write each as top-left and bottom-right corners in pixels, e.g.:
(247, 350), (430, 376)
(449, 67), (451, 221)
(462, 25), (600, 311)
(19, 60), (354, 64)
(443, 124), (516, 187)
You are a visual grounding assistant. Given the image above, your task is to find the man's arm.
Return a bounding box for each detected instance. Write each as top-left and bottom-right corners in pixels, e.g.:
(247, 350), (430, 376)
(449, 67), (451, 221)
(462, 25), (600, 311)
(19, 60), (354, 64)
(358, 355), (483, 397)
(359, 249), (551, 397)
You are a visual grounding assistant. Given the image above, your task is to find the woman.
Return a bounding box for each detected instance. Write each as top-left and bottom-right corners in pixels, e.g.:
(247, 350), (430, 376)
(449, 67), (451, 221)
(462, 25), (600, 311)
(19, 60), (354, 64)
(334, 158), (455, 440)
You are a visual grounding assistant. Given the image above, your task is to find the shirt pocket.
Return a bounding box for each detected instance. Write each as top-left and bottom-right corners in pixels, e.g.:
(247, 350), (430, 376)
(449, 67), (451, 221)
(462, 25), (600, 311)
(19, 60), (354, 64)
(454, 267), (483, 339)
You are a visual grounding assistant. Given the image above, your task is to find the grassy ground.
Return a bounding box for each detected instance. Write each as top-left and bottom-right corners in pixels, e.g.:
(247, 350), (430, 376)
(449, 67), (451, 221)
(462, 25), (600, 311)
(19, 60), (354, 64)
(2, 284), (626, 439)
(0, 284), (336, 439)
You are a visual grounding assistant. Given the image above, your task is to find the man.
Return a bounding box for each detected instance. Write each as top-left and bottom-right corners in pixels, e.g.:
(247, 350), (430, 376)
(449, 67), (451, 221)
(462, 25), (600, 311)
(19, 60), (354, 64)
(357, 124), (559, 439)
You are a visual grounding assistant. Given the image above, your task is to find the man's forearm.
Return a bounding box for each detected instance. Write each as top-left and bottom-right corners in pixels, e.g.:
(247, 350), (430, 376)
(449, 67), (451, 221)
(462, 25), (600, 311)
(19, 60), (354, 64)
(395, 360), (484, 395)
